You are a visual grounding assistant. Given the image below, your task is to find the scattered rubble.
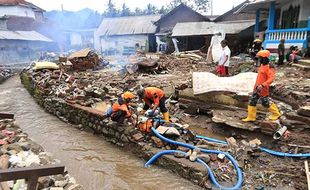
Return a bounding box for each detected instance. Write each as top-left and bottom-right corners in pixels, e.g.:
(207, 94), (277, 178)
(19, 52), (310, 189)
(0, 67), (13, 84)
(0, 119), (84, 190)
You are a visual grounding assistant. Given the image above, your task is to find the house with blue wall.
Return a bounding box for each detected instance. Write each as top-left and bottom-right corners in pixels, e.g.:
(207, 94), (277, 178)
(236, 0), (310, 51)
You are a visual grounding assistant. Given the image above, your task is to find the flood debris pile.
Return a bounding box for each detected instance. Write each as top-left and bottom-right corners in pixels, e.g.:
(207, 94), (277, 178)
(126, 52), (212, 75)
(60, 48), (104, 72)
(0, 67), (13, 84)
(20, 52), (310, 189)
(0, 119), (84, 190)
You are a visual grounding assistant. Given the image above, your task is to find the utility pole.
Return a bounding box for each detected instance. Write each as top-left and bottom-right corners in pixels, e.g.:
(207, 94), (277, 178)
(210, 0), (213, 16)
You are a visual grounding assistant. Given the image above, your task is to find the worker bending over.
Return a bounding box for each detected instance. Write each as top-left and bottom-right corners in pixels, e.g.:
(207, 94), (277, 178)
(137, 87), (169, 122)
(110, 91), (135, 123)
(243, 50), (281, 122)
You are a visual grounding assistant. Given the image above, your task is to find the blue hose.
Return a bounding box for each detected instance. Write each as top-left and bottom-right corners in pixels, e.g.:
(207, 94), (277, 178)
(196, 135), (310, 158)
(259, 147), (310, 158)
(150, 128), (243, 190)
(196, 135), (228, 145)
(145, 150), (239, 190)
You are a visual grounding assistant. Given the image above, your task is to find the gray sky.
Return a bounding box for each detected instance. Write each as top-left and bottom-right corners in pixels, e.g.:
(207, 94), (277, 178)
(28, 0), (245, 15)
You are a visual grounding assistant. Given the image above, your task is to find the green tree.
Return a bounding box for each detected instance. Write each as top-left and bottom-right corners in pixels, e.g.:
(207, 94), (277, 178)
(120, 3), (131, 16)
(105, 0), (118, 17)
(134, 7), (143, 16)
(168, 0), (209, 14)
(144, 3), (158, 15)
(158, 6), (169, 14)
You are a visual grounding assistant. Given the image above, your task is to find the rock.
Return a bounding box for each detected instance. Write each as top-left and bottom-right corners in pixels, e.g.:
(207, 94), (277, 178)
(120, 134), (129, 143)
(174, 152), (185, 158)
(131, 133), (144, 142)
(151, 136), (165, 148)
(226, 137), (237, 147)
(217, 153), (225, 162)
(38, 176), (53, 189)
(249, 139), (262, 146)
(0, 155), (10, 169)
(50, 188), (64, 190)
(199, 154), (210, 164)
(297, 106), (310, 117)
(64, 184), (85, 190)
(7, 144), (23, 153)
(209, 154), (217, 162)
(18, 142), (31, 151)
(30, 143), (44, 154)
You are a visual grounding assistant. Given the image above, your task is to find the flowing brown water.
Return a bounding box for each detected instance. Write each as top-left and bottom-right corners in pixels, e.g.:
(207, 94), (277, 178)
(0, 76), (202, 190)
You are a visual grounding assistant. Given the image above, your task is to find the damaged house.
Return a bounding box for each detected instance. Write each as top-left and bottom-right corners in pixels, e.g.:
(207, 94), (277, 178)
(154, 3), (210, 52)
(235, 0), (310, 51)
(0, 0), (55, 64)
(95, 15), (160, 56)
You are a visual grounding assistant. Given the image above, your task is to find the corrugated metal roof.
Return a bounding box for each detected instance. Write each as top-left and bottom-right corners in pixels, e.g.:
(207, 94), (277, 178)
(0, 0), (45, 11)
(68, 48), (91, 59)
(171, 21), (255, 37)
(96, 15), (160, 36)
(0, 30), (53, 42)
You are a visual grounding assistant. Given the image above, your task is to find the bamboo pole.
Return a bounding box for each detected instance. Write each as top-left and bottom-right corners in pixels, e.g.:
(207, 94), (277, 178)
(305, 161), (310, 190)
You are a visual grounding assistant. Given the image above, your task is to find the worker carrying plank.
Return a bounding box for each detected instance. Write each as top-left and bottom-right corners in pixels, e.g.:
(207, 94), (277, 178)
(107, 91), (136, 123)
(242, 50), (281, 122)
(137, 87), (170, 122)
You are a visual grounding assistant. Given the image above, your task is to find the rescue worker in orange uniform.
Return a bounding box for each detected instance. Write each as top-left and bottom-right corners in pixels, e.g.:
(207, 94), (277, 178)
(137, 87), (169, 122)
(110, 91), (135, 123)
(243, 50), (281, 122)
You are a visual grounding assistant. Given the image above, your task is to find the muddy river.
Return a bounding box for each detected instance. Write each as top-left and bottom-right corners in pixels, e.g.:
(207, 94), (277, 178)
(0, 76), (202, 190)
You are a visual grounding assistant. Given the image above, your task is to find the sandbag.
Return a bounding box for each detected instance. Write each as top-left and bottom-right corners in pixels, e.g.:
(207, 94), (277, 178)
(156, 126), (180, 136)
(32, 62), (59, 71)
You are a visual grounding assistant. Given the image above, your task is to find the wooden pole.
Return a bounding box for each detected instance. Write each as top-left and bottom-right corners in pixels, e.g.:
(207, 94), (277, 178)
(305, 161), (310, 190)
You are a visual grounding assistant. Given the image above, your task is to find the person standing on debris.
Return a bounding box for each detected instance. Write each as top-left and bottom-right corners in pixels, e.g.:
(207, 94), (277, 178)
(218, 40), (231, 76)
(242, 50), (281, 122)
(108, 92), (136, 124)
(137, 87), (169, 122)
(277, 38), (285, 66)
(251, 35), (263, 66)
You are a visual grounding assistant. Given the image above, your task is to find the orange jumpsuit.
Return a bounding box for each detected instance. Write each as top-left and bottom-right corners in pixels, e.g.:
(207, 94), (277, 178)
(143, 87), (165, 106)
(254, 64), (275, 97)
(249, 63), (275, 107)
(111, 98), (131, 122)
(143, 87), (167, 113)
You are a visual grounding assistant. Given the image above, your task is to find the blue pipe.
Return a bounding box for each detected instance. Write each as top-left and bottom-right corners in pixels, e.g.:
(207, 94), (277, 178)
(195, 135), (310, 158)
(145, 150), (239, 190)
(196, 135), (228, 145)
(259, 147), (310, 158)
(150, 128), (243, 190)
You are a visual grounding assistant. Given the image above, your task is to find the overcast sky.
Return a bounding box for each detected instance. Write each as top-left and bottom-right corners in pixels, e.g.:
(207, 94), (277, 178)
(28, 0), (245, 15)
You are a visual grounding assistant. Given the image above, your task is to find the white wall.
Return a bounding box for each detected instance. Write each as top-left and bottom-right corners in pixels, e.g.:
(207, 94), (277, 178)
(99, 35), (148, 55)
(70, 33), (82, 46)
(0, 6), (35, 18)
(300, 0), (310, 21)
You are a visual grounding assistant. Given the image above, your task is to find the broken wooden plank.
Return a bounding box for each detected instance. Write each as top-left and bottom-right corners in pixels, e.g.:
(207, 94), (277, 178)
(0, 165), (65, 190)
(305, 161), (310, 190)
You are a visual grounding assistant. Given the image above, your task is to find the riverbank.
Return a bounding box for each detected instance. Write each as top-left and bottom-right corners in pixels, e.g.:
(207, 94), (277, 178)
(20, 57), (310, 189)
(0, 118), (84, 190)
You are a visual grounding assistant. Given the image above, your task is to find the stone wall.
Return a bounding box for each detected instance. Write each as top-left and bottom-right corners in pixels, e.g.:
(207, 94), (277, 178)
(20, 72), (210, 188)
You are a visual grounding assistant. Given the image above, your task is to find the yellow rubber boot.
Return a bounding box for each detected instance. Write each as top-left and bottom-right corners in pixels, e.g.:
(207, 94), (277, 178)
(242, 106), (257, 122)
(268, 103), (281, 121)
(163, 112), (170, 123)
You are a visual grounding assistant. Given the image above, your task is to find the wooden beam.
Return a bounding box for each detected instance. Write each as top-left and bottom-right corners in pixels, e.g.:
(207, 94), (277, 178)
(0, 165), (64, 182)
(0, 113), (14, 120)
(0, 165), (65, 190)
(305, 161), (310, 190)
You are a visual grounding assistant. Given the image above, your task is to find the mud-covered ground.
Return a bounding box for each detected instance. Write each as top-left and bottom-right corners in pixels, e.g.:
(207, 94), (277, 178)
(21, 53), (310, 189)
